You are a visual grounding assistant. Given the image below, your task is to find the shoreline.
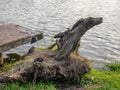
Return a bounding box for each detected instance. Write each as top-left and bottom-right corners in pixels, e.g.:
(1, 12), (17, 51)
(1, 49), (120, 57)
(0, 47), (120, 90)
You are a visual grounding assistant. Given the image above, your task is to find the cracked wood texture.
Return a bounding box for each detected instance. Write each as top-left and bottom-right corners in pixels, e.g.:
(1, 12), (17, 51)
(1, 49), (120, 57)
(54, 17), (103, 61)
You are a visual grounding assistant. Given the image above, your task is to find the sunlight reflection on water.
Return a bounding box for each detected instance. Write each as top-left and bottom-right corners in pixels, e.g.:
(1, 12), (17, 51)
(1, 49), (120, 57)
(0, 0), (120, 68)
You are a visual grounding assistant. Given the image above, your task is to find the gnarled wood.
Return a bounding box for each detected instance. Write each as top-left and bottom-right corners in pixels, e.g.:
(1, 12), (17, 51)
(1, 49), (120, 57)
(54, 17), (103, 60)
(0, 50), (91, 83)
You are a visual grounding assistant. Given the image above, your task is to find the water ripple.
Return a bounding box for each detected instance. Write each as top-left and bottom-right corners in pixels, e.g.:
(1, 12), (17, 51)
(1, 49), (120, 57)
(0, 0), (120, 67)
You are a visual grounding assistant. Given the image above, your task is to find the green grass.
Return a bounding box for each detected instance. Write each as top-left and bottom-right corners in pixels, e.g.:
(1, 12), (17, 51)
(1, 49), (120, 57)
(80, 63), (120, 90)
(0, 62), (14, 72)
(0, 82), (57, 90)
(107, 63), (120, 71)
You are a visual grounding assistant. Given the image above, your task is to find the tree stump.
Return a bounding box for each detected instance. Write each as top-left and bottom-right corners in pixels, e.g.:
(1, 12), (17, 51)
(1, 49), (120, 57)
(0, 17), (103, 83)
(54, 17), (103, 60)
(0, 50), (91, 83)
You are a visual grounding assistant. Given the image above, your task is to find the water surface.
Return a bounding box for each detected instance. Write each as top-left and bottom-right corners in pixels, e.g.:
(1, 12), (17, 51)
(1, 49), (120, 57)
(0, 0), (120, 68)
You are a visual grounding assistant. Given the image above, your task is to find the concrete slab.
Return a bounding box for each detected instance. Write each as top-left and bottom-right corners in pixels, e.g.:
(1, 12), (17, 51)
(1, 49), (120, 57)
(0, 23), (43, 52)
(0, 23), (43, 65)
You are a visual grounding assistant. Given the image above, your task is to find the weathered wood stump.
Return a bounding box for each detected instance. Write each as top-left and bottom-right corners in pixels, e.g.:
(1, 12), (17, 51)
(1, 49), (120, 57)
(54, 17), (103, 60)
(0, 17), (103, 83)
(0, 50), (91, 83)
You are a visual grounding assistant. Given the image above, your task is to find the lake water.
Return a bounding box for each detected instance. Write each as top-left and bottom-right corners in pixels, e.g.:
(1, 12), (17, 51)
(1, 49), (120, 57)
(0, 0), (120, 68)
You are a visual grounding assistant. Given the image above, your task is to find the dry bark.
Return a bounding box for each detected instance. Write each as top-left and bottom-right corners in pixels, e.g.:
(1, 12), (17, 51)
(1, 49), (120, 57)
(0, 50), (91, 83)
(54, 17), (103, 60)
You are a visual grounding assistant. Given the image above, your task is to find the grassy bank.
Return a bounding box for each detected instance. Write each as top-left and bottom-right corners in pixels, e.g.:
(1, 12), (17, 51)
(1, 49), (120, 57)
(0, 81), (56, 90)
(81, 63), (120, 90)
(0, 63), (120, 90)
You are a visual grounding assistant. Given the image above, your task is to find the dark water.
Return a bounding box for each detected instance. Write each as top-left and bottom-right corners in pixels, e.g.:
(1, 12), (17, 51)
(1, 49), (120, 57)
(0, 0), (120, 68)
